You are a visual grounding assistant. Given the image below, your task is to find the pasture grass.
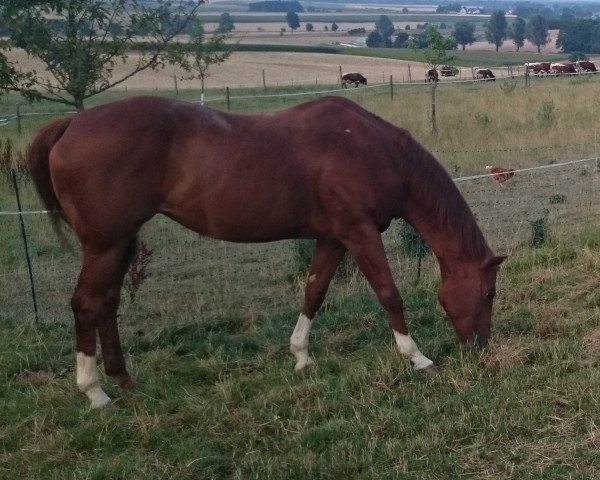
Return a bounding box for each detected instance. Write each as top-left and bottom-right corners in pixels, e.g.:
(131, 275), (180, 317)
(3, 232), (600, 479)
(3, 73), (600, 478)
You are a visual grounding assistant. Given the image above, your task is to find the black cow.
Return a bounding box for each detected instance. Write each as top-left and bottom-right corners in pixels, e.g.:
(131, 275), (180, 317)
(341, 72), (367, 88)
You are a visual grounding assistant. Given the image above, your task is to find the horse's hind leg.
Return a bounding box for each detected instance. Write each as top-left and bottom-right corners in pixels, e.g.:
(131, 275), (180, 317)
(341, 225), (434, 370)
(291, 239), (345, 371)
(72, 238), (137, 408)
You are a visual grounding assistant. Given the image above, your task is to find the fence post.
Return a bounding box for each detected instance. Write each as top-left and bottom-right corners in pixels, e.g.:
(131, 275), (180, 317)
(262, 69), (267, 92)
(226, 86), (230, 111)
(11, 169), (39, 322)
(16, 103), (22, 135)
(390, 75), (394, 101)
(173, 75), (178, 98)
(407, 64), (412, 83)
(338, 65), (342, 85)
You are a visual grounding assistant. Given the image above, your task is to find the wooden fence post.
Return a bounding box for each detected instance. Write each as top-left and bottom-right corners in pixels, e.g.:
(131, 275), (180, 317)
(226, 86), (230, 111)
(390, 75), (394, 100)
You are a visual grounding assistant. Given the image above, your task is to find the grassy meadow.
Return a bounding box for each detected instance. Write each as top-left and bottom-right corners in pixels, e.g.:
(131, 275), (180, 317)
(3, 74), (600, 478)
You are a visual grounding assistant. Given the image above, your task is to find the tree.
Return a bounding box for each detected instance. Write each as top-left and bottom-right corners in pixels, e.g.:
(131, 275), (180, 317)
(331, 23), (339, 32)
(526, 14), (549, 53)
(485, 10), (508, 52)
(366, 30), (384, 47)
(286, 11), (300, 33)
(556, 17), (600, 53)
(414, 25), (455, 134)
(452, 21), (475, 51)
(375, 14), (395, 38)
(509, 17), (526, 52)
(217, 12), (235, 33)
(306, 22), (314, 32)
(0, 0), (201, 111)
(393, 31), (409, 48)
(184, 24), (232, 99)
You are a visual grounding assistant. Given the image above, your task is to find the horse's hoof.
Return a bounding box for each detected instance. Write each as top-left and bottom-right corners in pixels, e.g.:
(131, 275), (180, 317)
(294, 357), (314, 372)
(114, 373), (134, 389)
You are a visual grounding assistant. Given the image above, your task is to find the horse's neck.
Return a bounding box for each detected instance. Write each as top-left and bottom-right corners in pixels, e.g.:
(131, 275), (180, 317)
(400, 184), (489, 267)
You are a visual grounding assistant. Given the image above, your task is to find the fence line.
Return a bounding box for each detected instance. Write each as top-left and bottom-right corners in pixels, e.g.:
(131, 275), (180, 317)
(1, 68), (594, 125)
(1, 155), (599, 216)
(3, 155), (600, 324)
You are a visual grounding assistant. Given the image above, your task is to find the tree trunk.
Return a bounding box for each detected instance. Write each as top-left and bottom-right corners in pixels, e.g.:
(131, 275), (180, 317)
(430, 81), (437, 135)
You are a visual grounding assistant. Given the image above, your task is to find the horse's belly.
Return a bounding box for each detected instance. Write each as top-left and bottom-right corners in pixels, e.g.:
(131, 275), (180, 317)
(163, 200), (314, 243)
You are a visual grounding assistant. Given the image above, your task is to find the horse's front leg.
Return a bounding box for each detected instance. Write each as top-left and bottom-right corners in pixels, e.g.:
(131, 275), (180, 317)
(291, 239), (346, 371)
(72, 241), (135, 408)
(341, 225), (434, 371)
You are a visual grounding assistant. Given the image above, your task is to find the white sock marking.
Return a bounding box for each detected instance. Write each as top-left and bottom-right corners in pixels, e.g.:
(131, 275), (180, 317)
(290, 313), (314, 371)
(393, 331), (434, 370)
(76, 352), (111, 409)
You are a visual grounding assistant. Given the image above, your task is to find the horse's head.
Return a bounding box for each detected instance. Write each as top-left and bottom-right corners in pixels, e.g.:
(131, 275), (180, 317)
(437, 255), (505, 348)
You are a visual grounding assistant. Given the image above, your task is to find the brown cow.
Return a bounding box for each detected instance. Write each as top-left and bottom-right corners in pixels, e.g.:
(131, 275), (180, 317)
(550, 63), (576, 74)
(575, 61), (597, 72)
(425, 69), (439, 83)
(341, 72), (367, 88)
(474, 68), (496, 81)
(525, 62), (551, 74)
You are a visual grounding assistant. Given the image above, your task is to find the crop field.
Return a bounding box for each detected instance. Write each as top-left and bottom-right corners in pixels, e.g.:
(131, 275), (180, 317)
(3, 52), (600, 478)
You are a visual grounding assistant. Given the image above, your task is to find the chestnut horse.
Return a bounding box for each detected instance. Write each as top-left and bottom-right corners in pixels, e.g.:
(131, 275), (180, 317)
(27, 96), (504, 408)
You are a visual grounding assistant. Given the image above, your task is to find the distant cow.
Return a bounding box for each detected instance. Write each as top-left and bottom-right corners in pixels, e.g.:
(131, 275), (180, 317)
(550, 63), (576, 74)
(575, 61), (597, 72)
(425, 69), (439, 83)
(341, 72), (367, 88)
(486, 165), (515, 184)
(474, 68), (496, 81)
(525, 62), (551, 74)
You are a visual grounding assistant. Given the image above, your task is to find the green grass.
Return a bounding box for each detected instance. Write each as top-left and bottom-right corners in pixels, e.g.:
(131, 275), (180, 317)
(3, 233), (600, 478)
(4, 75), (600, 478)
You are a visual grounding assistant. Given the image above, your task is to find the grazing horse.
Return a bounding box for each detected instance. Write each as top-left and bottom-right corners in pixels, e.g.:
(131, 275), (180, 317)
(341, 72), (367, 88)
(27, 96), (505, 408)
(425, 69), (439, 83)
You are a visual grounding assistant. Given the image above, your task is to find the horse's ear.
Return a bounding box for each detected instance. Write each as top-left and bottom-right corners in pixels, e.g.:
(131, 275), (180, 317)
(482, 255), (507, 270)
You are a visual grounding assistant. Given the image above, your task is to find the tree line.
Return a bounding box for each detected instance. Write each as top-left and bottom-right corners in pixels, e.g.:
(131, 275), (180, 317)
(365, 11), (600, 55)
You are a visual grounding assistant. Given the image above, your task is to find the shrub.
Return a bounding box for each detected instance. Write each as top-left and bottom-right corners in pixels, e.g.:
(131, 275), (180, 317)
(293, 239), (354, 279)
(537, 99), (555, 125)
(549, 193), (566, 204)
(0, 138), (26, 180)
(530, 212), (550, 248)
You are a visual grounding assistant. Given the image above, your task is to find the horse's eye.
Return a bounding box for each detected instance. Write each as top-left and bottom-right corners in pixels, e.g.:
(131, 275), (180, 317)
(484, 290), (496, 300)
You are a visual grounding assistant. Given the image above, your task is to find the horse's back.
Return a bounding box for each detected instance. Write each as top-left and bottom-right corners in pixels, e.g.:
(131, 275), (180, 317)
(48, 95), (409, 242)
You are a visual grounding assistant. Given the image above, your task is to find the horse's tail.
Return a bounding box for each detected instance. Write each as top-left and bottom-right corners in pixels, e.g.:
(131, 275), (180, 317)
(26, 116), (73, 240)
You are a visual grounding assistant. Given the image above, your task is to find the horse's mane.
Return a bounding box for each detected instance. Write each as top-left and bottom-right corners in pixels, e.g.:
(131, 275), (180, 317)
(397, 135), (490, 260)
